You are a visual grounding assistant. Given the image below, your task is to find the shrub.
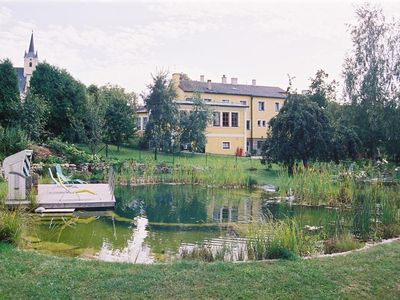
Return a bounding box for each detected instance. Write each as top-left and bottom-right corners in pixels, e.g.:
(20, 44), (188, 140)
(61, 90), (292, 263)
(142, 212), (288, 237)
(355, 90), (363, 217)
(47, 138), (99, 164)
(0, 126), (30, 160)
(0, 210), (24, 245)
(323, 235), (362, 254)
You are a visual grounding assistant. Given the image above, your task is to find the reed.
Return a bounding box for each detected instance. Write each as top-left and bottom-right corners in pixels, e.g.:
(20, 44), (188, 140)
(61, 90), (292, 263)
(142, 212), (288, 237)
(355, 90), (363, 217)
(0, 209), (24, 246)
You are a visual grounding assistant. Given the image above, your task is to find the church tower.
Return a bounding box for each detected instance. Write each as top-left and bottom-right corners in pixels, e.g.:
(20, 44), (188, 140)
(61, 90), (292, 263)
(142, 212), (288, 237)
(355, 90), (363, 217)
(23, 31), (38, 88)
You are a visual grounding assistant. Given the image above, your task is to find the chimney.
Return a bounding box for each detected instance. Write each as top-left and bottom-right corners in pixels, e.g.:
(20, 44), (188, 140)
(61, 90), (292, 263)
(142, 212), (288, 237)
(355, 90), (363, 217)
(231, 77), (238, 84)
(222, 75), (227, 84)
(200, 75), (205, 82)
(207, 79), (212, 90)
(252, 79), (256, 86)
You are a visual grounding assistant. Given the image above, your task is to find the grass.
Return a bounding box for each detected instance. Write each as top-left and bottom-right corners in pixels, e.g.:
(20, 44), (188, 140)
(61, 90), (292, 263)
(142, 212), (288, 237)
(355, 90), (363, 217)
(77, 143), (280, 186)
(1, 241), (400, 299)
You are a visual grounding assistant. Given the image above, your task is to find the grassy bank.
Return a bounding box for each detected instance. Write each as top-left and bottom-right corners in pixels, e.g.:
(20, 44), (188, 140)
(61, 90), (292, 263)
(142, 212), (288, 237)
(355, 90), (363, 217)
(77, 143), (279, 186)
(1, 241), (400, 299)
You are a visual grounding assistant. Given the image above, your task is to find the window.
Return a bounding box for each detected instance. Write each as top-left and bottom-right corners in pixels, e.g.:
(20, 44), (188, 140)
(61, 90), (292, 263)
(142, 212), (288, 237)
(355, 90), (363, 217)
(29, 62), (32, 67)
(222, 112), (230, 127)
(275, 102), (280, 112)
(231, 112), (238, 127)
(257, 141), (263, 149)
(258, 101), (265, 111)
(240, 100), (247, 105)
(213, 112), (221, 127)
(257, 120), (262, 127)
(143, 117), (148, 128)
(204, 98), (212, 102)
(262, 121), (266, 127)
(222, 99), (230, 103)
(222, 142), (230, 149)
(137, 118), (142, 130)
(246, 120), (251, 130)
(185, 97), (193, 102)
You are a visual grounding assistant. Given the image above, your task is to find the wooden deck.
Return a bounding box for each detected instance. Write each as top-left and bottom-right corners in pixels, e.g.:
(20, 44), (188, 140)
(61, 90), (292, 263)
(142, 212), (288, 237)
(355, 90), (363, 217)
(35, 184), (115, 209)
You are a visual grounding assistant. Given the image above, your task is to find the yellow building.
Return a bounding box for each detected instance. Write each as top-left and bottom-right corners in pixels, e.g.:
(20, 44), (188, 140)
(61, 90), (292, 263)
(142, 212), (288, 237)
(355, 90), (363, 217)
(137, 73), (286, 156)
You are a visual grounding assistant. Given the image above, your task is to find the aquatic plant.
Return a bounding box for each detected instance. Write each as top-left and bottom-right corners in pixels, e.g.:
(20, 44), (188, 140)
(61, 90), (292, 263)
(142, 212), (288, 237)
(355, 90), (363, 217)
(0, 210), (24, 245)
(323, 234), (363, 254)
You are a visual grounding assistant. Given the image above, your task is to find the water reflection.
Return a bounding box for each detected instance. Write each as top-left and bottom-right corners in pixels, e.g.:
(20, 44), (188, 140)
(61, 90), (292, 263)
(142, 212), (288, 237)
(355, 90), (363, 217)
(29, 184), (340, 263)
(97, 217), (153, 264)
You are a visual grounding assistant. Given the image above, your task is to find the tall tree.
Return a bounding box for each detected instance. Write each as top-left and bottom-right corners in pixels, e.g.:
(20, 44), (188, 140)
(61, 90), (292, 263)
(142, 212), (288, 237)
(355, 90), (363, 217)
(262, 94), (331, 175)
(85, 85), (106, 155)
(343, 4), (400, 159)
(29, 63), (88, 142)
(143, 72), (179, 159)
(21, 91), (49, 142)
(0, 58), (21, 127)
(102, 85), (136, 151)
(178, 93), (210, 153)
(307, 69), (338, 108)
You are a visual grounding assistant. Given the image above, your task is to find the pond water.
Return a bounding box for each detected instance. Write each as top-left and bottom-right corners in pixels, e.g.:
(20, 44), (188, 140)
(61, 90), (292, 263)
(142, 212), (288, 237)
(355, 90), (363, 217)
(26, 184), (341, 263)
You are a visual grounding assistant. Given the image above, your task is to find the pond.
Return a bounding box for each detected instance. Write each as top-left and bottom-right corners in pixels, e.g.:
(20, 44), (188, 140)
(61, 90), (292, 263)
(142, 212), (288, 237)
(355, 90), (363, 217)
(25, 184), (342, 263)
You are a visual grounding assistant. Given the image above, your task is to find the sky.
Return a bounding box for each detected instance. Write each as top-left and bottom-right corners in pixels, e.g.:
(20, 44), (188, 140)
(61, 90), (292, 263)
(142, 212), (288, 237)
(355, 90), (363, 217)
(1, 0), (400, 98)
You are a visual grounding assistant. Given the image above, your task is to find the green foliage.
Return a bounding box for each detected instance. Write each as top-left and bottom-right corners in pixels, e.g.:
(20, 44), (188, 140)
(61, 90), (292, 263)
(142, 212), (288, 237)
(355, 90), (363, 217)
(178, 93), (210, 152)
(143, 72), (179, 154)
(0, 210), (24, 245)
(263, 94), (331, 174)
(0, 58), (21, 127)
(47, 138), (98, 164)
(85, 85), (106, 154)
(247, 218), (318, 260)
(323, 234), (362, 254)
(21, 91), (49, 142)
(343, 4), (400, 159)
(102, 85), (136, 150)
(0, 126), (30, 160)
(29, 63), (88, 142)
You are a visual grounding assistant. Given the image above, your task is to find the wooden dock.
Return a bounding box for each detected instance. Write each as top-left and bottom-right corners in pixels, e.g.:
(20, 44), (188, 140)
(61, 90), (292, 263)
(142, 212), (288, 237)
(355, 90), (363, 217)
(35, 184), (115, 209)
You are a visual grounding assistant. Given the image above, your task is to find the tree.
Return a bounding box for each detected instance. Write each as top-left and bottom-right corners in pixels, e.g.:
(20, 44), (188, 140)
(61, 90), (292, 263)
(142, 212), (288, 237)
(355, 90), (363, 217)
(85, 85), (106, 155)
(102, 85), (136, 151)
(0, 58), (21, 127)
(21, 91), (49, 142)
(179, 93), (210, 152)
(343, 4), (400, 159)
(307, 70), (338, 108)
(143, 72), (179, 159)
(262, 94), (331, 175)
(29, 63), (88, 142)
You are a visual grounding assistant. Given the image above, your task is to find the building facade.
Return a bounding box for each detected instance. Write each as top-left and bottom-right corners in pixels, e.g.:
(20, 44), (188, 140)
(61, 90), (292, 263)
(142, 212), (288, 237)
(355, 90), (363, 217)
(137, 73), (286, 156)
(14, 32), (39, 97)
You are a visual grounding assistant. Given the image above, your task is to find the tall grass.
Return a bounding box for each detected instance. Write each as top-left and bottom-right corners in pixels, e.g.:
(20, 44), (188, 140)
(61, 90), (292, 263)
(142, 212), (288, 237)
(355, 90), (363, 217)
(116, 159), (258, 188)
(246, 218), (319, 260)
(0, 210), (24, 245)
(276, 163), (355, 206)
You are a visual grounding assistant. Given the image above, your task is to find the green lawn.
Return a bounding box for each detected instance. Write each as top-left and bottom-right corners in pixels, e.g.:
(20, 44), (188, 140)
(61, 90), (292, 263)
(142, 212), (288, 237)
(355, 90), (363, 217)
(1, 241), (399, 299)
(78, 144), (280, 185)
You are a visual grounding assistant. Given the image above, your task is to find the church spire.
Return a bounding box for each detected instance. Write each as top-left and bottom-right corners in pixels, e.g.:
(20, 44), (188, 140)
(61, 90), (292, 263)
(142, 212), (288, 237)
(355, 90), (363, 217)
(28, 31), (35, 54)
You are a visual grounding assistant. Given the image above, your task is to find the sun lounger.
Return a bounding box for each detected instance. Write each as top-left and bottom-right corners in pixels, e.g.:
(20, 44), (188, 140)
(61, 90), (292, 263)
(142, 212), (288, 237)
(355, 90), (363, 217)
(55, 164), (87, 184)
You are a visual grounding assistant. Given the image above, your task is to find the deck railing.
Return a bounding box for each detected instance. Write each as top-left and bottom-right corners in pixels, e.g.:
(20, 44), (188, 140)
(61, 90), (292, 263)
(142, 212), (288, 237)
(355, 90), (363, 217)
(108, 167), (116, 195)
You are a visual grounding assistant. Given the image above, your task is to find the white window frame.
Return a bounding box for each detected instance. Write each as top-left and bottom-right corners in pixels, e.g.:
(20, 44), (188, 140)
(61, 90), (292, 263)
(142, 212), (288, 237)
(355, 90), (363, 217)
(213, 112), (221, 127)
(240, 100), (247, 105)
(262, 120), (266, 127)
(258, 101), (265, 111)
(246, 120), (251, 130)
(222, 112), (230, 127)
(222, 141), (231, 150)
(143, 117), (148, 129)
(275, 102), (280, 112)
(231, 112), (239, 127)
(257, 120), (262, 127)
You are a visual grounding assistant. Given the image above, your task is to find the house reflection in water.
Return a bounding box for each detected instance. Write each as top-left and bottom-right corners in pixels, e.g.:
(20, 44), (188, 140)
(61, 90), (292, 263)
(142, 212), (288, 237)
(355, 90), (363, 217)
(208, 198), (263, 224)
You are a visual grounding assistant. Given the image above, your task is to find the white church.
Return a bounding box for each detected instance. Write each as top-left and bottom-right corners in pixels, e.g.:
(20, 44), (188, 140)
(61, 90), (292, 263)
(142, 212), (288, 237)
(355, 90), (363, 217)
(14, 32), (39, 95)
